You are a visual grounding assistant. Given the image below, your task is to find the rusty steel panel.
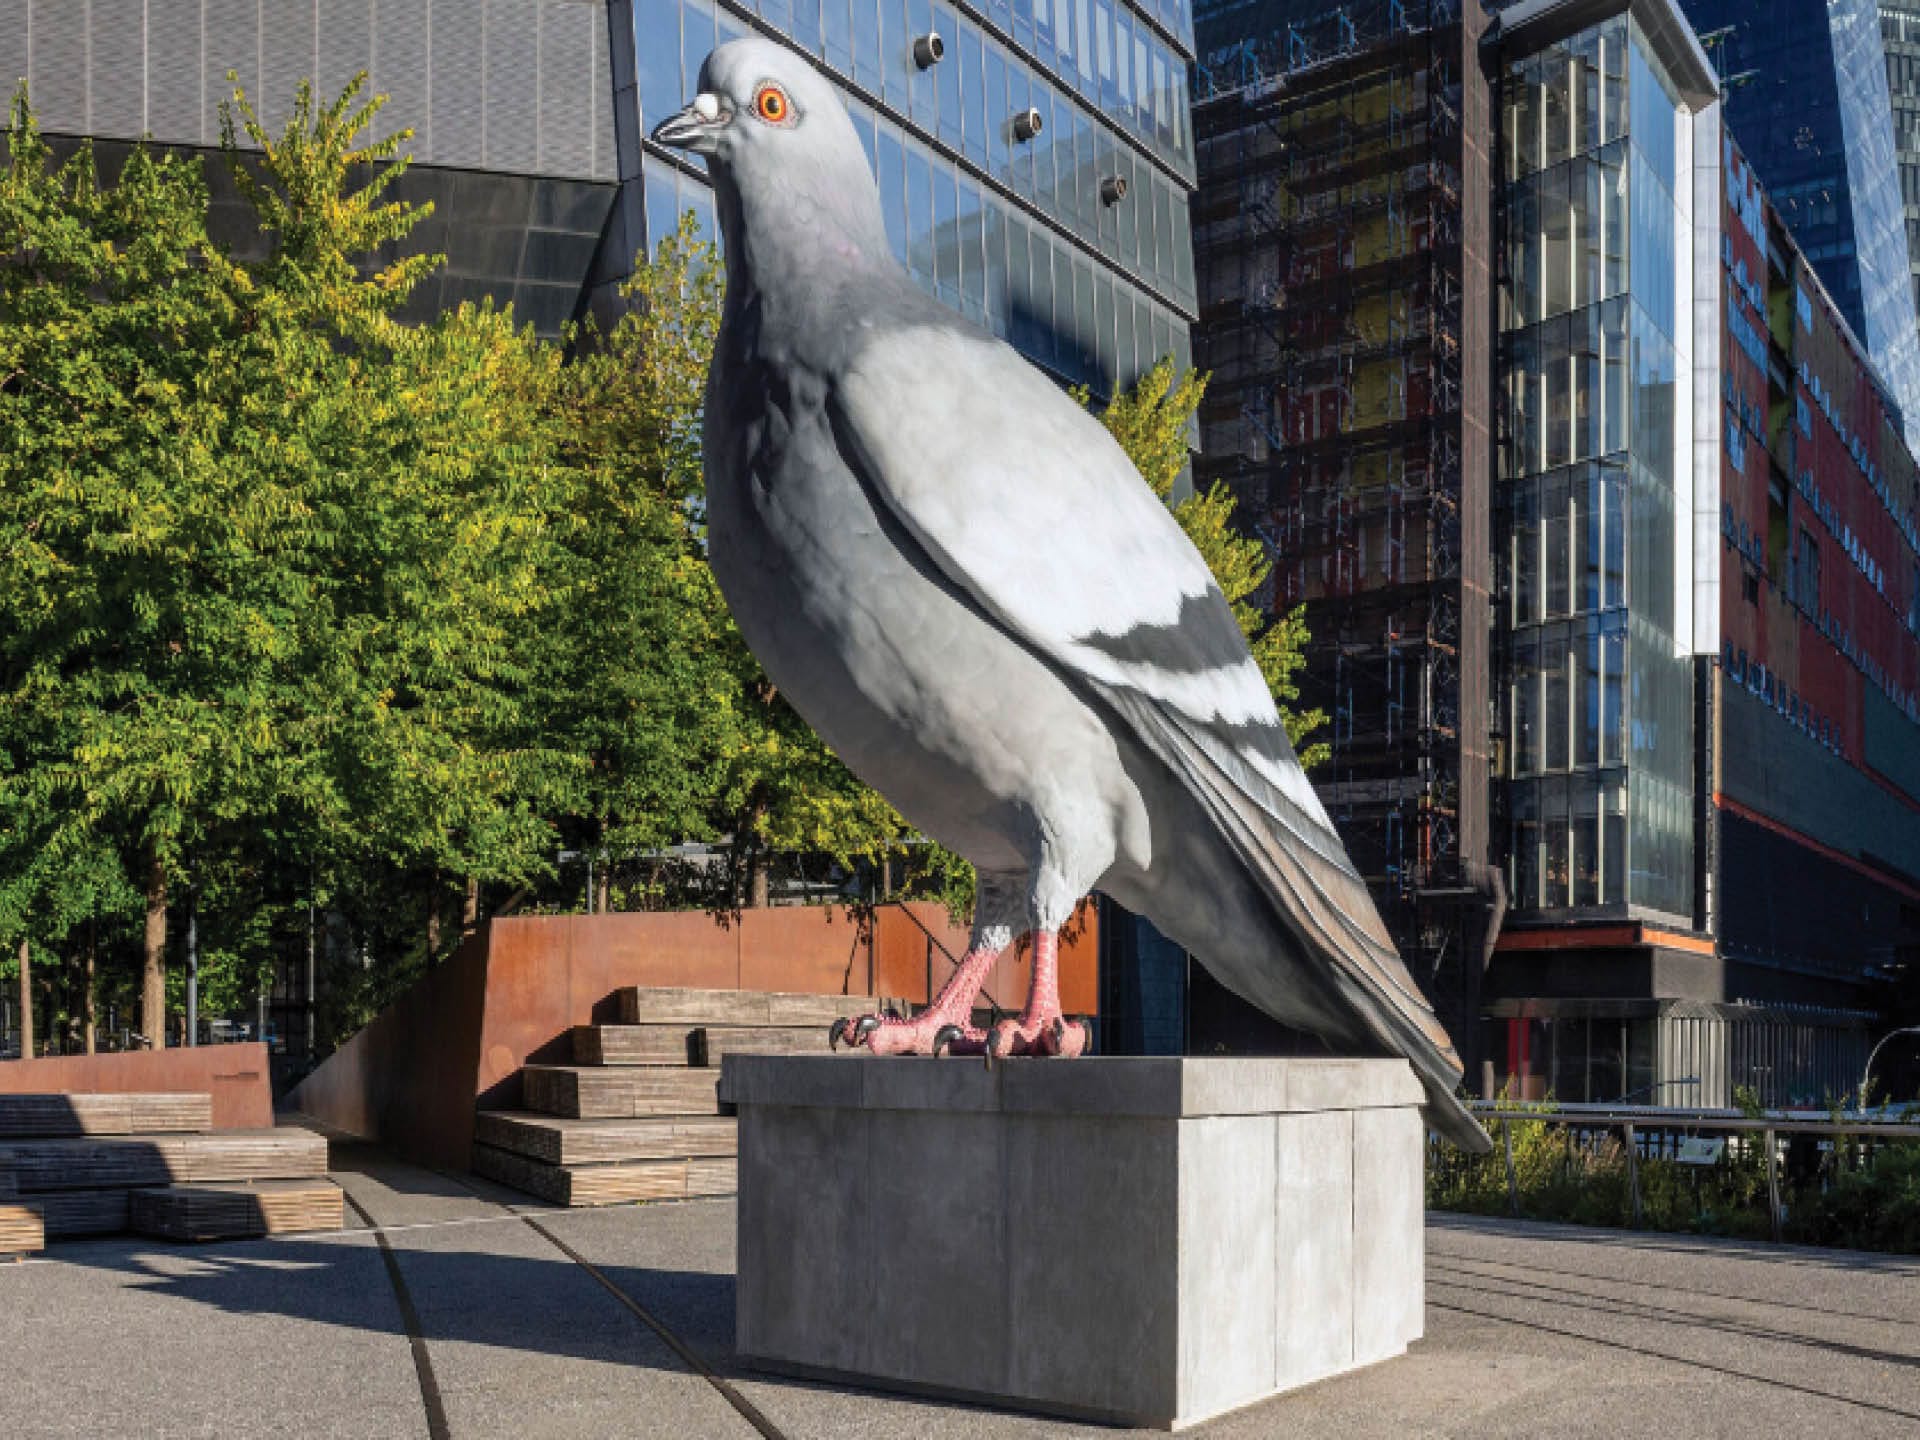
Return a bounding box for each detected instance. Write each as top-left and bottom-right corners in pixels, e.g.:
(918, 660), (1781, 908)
(0, 1044), (273, 1130)
(288, 903), (1100, 1172)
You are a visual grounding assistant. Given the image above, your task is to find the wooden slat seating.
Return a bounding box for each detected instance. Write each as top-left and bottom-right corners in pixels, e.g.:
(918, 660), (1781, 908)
(2, 1198), (44, 1256)
(475, 985), (871, 1207)
(0, 1091), (341, 1244)
(129, 1179), (345, 1242)
(0, 1092), (213, 1139)
(0, 1130), (328, 1193)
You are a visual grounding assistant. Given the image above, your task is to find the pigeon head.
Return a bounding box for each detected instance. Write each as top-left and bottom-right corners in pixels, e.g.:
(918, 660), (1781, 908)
(650, 39), (889, 272)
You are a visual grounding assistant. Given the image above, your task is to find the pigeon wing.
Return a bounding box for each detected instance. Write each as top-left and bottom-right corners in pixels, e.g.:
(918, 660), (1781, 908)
(832, 325), (1489, 1152)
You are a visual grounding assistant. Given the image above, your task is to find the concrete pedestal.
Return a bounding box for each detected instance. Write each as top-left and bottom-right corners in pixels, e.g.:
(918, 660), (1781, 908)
(723, 1056), (1426, 1430)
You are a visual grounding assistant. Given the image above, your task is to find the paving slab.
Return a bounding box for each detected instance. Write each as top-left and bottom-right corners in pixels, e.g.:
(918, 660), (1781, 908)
(0, 1226), (422, 1436)
(5, 1142), (1920, 1439)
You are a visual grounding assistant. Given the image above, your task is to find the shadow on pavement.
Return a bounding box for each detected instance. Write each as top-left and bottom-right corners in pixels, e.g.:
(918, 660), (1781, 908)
(53, 1228), (737, 1378)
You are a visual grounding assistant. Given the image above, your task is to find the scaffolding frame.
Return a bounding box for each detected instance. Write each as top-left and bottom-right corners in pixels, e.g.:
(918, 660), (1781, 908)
(1193, 0), (1491, 1037)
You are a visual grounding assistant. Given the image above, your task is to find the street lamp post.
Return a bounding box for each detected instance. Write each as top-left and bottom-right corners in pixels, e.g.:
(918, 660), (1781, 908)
(1858, 1025), (1920, 1112)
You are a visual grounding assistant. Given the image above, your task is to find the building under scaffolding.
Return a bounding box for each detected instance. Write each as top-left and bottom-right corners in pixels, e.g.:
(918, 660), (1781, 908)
(1190, 0), (1498, 1059)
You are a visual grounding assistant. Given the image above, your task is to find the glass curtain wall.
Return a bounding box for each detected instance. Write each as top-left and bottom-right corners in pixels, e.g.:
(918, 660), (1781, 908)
(633, 0), (1197, 395)
(1498, 14), (1695, 922)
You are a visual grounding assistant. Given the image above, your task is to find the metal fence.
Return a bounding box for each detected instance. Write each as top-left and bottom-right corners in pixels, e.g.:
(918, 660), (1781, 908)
(1430, 1102), (1920, 1245)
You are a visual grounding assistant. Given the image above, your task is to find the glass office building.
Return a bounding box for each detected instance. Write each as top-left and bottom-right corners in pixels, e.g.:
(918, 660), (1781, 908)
(618, 0), (1199, 393)
(1494, 3), (1720, 927)
(1879, 3), (1920, 344)
(1676, 0), (1920, 450)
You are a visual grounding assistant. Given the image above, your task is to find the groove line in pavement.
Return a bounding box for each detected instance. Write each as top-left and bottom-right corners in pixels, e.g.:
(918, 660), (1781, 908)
(1429, 1245), (1920, 1329)
(518, 1213), (789, 1440)
(343, 1191), (453, 1440)
(1429, 1295), (1920, 1424)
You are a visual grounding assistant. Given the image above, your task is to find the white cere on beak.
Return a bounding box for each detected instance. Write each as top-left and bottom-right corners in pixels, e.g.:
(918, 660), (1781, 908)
(694, 93), (722, 122)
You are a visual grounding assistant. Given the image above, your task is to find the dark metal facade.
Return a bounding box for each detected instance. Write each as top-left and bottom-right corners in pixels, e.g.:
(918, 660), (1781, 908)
(0, 0), (621, 336)
(1189, 0), (1496, 1055)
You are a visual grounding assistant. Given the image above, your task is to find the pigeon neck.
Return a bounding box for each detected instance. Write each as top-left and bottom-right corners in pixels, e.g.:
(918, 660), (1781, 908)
(714, 162), (892, 314)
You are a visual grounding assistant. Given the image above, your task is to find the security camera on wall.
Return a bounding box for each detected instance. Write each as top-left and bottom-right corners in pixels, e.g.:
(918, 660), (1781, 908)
(1011, 106), (1044, 143)
(912, 33), (945, 69)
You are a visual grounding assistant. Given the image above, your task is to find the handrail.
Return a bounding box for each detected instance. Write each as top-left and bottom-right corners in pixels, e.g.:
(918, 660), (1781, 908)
(1467, 1103), (1920, 1141)
(1450, 1104), (1920, 1241)
(872, 901), (1003, 1016)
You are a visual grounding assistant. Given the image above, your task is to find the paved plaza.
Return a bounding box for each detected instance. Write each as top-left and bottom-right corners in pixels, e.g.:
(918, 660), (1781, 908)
(6, 1140), (1920, 1438)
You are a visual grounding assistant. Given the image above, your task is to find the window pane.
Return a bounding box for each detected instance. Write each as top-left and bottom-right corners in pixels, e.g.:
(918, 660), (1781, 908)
(960, 24), (987, 166)
(1577, 625), (1601, 767)
(906, 144), (933, 286)
(1545, 639), (1570, 770)
(985, 45), (1010, 182)
(933, 160), (958, 307)
(1512, 784), (1541, 910)
(936, 5), (962, 144)
(793, 0), (822, 52)
(984, 200), (1008, 336)
(850, 0), (881, 90)
(637, 0), (683, 127)
(823, 0), (851, 70)
(1572, 782), (1600, 907)
(878, 126), (908, 264)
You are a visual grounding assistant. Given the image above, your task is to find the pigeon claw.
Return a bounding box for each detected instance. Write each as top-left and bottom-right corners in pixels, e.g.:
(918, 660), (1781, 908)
(932, 1024), (965, 1058)
(1048, 1015), (1092, 1059)
(829, 1015), (882, 1051)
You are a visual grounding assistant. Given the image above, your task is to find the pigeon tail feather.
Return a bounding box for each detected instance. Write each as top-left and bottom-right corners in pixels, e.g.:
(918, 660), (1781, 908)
(1103, 689), (1494, 1155)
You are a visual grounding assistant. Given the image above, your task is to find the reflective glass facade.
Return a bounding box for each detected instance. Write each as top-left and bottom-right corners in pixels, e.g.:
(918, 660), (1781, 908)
(625, 0), (1198, 391)
(1678, 0), (1920, 451)
(1497, 13), (1702, 923)
(1880, 4), (1920, 344)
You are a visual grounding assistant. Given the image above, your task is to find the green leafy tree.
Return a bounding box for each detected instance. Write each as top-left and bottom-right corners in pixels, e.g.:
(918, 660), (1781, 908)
(1089, 359), (1328, 766)
(0, 77), (581, 1043)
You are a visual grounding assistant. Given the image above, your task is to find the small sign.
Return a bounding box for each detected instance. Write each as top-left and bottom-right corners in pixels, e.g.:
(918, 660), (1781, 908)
(1675, 1137), (1725, 1166)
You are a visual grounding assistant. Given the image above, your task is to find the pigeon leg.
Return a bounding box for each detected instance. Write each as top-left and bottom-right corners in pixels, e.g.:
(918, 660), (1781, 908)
(986, 930), (1090, 1060)
(830, 926), (1008, 1057)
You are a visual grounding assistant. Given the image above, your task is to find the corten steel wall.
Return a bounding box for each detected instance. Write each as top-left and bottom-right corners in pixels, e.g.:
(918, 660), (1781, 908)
(0, 1043), (273, 1129)
(287, 904), (1100, 1171)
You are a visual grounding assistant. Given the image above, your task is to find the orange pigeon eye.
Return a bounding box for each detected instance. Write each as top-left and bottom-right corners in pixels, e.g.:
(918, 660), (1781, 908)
(755, 85), (790, 124)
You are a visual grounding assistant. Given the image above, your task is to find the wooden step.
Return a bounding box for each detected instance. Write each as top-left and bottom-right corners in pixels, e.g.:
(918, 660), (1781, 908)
(130, 1179), (345, 1242)
(694, 1025), (836, 1065)
(0, 1202), (44, 1255)
(36, 1189), (131, 1239)
(472, 1146), (738, 1207)
(520, 1066), (724, 1120)
(0, 1092), (214, 1138)
(0, 1128), (329, 1193)
(474, 1112), (737, 1167)
(617, 987), (874, 1028)
(572, 1025), (693, 1067)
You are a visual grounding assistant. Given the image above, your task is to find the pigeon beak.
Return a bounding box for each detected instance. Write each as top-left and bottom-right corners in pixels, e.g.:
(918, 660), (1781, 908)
(651, 93), (728, 153)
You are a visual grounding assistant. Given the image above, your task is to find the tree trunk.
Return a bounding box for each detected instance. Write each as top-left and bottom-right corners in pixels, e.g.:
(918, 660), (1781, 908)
(143, 851), (168, 1049)
(17, 937), (32, 1061)
(461, 875), (479, 936)
(595, 861), (611, 915)
(82, 922), (96, 1055)
(748, 844), (771, 908)
(426, 870), (442, 965)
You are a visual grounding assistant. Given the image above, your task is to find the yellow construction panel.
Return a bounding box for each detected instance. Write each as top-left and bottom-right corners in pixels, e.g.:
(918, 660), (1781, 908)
(1352, 359), (1405, 427)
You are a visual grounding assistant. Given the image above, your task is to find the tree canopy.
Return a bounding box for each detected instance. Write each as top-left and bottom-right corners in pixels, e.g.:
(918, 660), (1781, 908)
(0, 76), (1319, 1057)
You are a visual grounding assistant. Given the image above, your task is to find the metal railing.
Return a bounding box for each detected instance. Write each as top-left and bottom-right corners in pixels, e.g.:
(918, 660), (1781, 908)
(1434, 1102), (1920, 1244)
(880, 901), (1005, 1020)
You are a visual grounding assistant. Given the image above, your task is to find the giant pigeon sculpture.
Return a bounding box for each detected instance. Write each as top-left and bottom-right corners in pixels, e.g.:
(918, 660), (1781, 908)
(653, 38), (1490, 1152)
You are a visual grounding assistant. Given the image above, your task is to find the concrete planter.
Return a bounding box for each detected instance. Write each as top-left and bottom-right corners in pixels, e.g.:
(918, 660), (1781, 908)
(724, 1055), (1426, 1430)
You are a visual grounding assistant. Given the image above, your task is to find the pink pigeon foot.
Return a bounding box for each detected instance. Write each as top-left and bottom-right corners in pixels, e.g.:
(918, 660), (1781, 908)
(831, 1007), (987, 1056)
(829, 933), (1005, 1056)
(983, 930), (1091, 1061)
